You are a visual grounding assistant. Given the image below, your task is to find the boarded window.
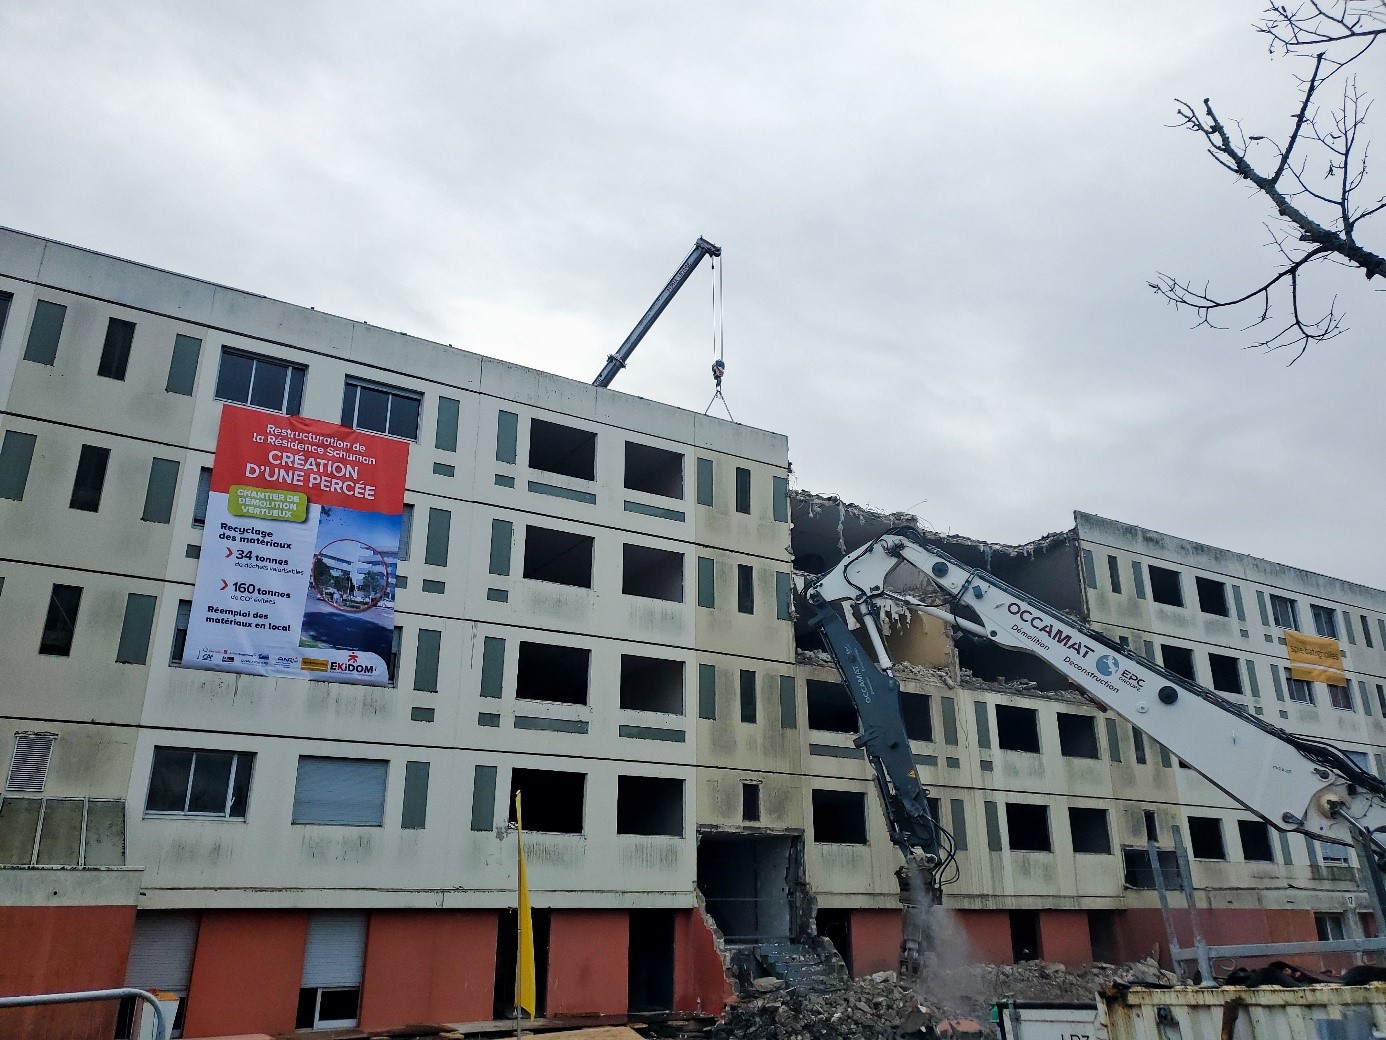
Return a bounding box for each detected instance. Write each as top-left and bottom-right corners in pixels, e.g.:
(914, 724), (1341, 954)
(699, 664), (716, 720)
(98, 317), (136, 380)
(517, 642), (590, 705)
(69, 444), (110, 512)
(529, 418), (595, 480)
(1148, 566), (1184, 607)
(496, 410), (519, 464)
(413, 629), (441, 692)
(470, 764), (497, 831)
(510, 768), (585, 833)
(1068, 807), (1111, 854)
(0, 430), (37, 501)
(737, 564), (754, 614)
(779, 675), (797, 728)
(424, 508), (451, 567)
(617, 775), (683, 836)
(1238, 819), (1274, 862)
(625, 442), (683, 499)
(116, 593), (158, 665)
(696, 458), (714, 506)
(1056, 713), (1099, 759)
(435, 397), (460, 452)
(697, 557), (715, 608)
(806, 679), (857, 733)
(489, 518), (513, 575)
(1208, 653), (1242, 694)
(23, 300), (66, 365)
(812, 789), (868, 844)
(141, 458), (180, 524)
(620, 655), (684, 714)
(734, 467), (751, 514)
(291, 758), (388, 826)
(480, 636), (505, 698)
(523, 526), (594, 588)
(401, 761), (429, 829)
(165, 334), (202, 395)
(995, 705), (1040, 753)
(39, 584), (83, 656)
(622, 544), (684, 602)
(1196, 577), (1229, 616)
(1005, 803), (1052, 852)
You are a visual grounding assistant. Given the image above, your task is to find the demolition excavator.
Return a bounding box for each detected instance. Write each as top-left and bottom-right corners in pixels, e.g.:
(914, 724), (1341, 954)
(802, 527), (1386, 984)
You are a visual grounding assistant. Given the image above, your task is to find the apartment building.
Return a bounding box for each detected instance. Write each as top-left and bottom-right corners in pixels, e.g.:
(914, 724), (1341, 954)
(789, 495), (1379, 972)
(0, 227), (792, 1039)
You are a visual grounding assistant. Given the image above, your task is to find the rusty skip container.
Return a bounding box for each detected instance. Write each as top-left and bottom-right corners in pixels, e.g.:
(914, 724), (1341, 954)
(1102, 983), (1386, 1039)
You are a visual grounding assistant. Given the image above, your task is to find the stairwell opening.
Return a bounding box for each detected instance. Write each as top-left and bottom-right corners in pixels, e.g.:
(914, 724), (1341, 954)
(696, 832), (803, 943)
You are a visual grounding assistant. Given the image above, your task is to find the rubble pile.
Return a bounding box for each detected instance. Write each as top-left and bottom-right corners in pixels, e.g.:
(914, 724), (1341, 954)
(707, 960), (1178, 1040)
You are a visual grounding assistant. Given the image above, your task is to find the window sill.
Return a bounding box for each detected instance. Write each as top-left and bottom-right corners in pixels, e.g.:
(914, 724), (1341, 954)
(143, 813), (247, 822)
(212, 395), (296, 418)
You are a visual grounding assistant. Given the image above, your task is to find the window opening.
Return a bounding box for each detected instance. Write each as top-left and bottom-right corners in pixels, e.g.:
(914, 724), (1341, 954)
(522, 526), (594, 588)
(1056, 713), (1100, 759)
(69, 444), (110, 512)
(1160, 644), (1196, 682)
(902, 692), (933, 741)
(1006, 803), (1052, 852)
(529, 418), (596, 480)
(622, 544), (684, 602)
(619, 655), (684, 714)
(1208, 653), (1243, 694)
(1195, 577), (1229, 616)
(1107, 555), (1122, 594)
(734, 467), (751, 514)
(995, 705), (1040, 753)
(39, 584), (83, 656)
(737, 564), (754, 614)
(516, 642), (590, 705)
(510, 768), (585, 833)
(806, 679), (858, 733)
(1187, 816), (1227, 859)
(1147, 566), (1184, 607)
(616, 775), (683, 836)
(740, 670), (757, 723)
(1067, 807), (1111, 854)
(741, 782), (761, 822)
(812, 789), (868, 844)
(98, 317), (136, 380)
(624, 442), (683, 498)
(1238, 820), (1274, 861)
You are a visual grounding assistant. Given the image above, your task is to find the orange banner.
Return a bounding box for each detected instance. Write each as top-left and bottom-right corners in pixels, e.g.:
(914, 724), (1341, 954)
(1286, 630), (1346, 686)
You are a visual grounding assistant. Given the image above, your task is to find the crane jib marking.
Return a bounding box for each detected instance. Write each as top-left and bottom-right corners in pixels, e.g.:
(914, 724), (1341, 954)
(1003, 602), (1096, 659)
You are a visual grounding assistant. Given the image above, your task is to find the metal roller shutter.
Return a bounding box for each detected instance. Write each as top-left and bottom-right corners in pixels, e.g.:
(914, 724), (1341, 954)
(291, 758), (387, 826)
(124, 912), (199, 991)
(301, 912), (368, 989)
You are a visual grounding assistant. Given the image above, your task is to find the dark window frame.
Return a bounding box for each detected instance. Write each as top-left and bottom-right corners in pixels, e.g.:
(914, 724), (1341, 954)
(144, 746), (254, 819)
(341, 376), (421, 441)
(214, 346), (306, 415)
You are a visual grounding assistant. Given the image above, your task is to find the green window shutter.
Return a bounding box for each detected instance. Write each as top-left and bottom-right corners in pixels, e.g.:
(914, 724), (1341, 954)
(402, 761), (430, 829)
(413, 629), (442, 692)
(772, 475), (789, 522)
(496, 410), (518, 464)
(734, 467), (751, 514)
(480, 636), (505, 698)
(984, 801), (1003, 851)
(116, 593), (158, 665)
(165, 334), (202, 395)
(470, 764), (497, 831)
(141, 458), (180, 524)
(775, 571), (792, 621)
(779, 675), (797, 728)
(697, 557), (715, 608)
(1081, 549), (1098, 589)
(949, 799), (968, 851)
(1105, 717), (1122, 762)
(424, 508), (451, 567)
(0, 430), (38, 501)
(489, 519), (513, 576)
(1131, 561), (1147, 600)
(696, 458), (714, 506)
(435, 397), (460, 452)
(941, 697), (959, 746)
(698, 664), (716, 720)
(972, 700), (991, 749)
(24, 301), (66, 365)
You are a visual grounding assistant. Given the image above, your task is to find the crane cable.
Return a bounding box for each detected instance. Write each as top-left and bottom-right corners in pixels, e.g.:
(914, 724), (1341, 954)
(705, 253), (733, 420)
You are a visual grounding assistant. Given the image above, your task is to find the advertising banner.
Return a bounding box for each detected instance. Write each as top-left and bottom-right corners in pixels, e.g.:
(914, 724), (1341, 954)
(182, 405), (409, 686)
(1285, 630), (1346, 686)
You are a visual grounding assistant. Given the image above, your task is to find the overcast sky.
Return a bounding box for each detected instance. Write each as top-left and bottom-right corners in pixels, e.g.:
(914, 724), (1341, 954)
(3, 3), (1384, 584)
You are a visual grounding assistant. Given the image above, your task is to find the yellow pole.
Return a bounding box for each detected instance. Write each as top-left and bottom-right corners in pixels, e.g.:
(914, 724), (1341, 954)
(515, 791), (537, 1025)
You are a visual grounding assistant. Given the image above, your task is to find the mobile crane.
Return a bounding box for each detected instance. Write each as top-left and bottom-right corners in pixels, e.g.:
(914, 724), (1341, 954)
(802, 527), (1386, 982)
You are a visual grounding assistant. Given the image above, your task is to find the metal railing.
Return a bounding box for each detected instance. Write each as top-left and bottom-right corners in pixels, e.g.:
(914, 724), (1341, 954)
(0, 988), (167, 1040)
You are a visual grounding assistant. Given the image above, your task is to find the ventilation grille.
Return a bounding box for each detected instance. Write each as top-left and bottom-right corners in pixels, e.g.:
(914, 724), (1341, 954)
(7, 732), (56, 793)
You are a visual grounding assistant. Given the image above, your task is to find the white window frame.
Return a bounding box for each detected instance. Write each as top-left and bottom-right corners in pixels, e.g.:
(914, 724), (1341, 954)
(1328, 684), (1354, 711)
(1311, 603), (1340, 639)
(1284, 668), (1315, 705)
(144, 747), (253, 819)
(1270, 594), (1300, 631)
(308, 986), (360, 1029)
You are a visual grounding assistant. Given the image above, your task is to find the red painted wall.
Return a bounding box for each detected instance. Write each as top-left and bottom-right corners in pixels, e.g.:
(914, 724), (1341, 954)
(1038, 910), (1091, 966)
(183, 910), (308, 1038)
(674, 908), (734, 1014)
(1117, 907), (1343, 974)
(0, 904), (134, 1040)
(359, 910), (498, 1029)
(546, 909), (628, 1017)
(849, 909), (902, 976)
(955, 910), (1013, 965)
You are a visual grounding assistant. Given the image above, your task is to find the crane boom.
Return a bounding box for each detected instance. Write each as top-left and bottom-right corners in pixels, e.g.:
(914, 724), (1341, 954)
(592, 237), (722, 389)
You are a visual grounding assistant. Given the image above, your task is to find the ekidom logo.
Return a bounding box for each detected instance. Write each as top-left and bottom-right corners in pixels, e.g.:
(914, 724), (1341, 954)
(1095, 654), (1122, 677)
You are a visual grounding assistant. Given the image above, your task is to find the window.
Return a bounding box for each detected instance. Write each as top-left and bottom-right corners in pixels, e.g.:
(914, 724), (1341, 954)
(622, 544), (684, 602)
(775, 571), (792, 621)
(616, 775), (683, 836)
(401, 761), (429, 830)
(1285, 668), (1315, 704)
(1147, 566), (1184, 607)
(0, 430), (37, 501)
(435, 396), (459, 452)
(142, 458), (180, 524)
(807, 680), (858, 734)
(398, 503), (414, 561)
(1195, 577), (1229, 616)
(291, 757), (388, 826)
(170, 600), (192, 664)
(902, 692), (933, 742)
(495, 410), (519, 463)
(1379, 684), (1386, 716)
(1315, 913), (1346, 942)
(699, 663), (717, 720)
(779, 675), (797, 728)
(116, 593), (158, 665)
(1311, 604), (1339, 639)
(1132, 726), (1147, 764)
(39, 584), (82, 656)
(6, 732), (55, 793)
(697, 557), (715, 608)
(1056, 713), (1100, 759)
(1329, 682), (1354, 711)
(619, 655), (684, 714)
(424, 507), (451, 567)
(734, 466), (751, 514)
(625, 442), (683, 499)
(145, 747), (254, 818)
(165, 333), (202, 396)
(1238, 820), (1275, 862)
(1207, 653), (1243, 694)
(510, 768), (585, 833)
(413, 629), (441, 692)
(1144, 809), (1159, 842)
(298, 913), (367, 1031)
(1363, 615), (1374, 648)
(516, 642), (590, 705)
(528, 418), (595, 480)
(191, 467), (212, 528)
(1068, 807), (1111, 854)
(341, 377), (420, 439)
(995, 705), (1041, 753)
(772, 475), (789, 522)
(1005, 803), (1052, 852)
(1270, 594), (1300, 630)
(0, 291), (10, 344)
(23, 300), (66, 365)
(522, 526), (594, 588)
(69, 444), (110, 512)
(1187, 816), (1227, 859)
(737, 564), (754, 614)
(696, 458), (714, 506)
(98, 317), (136, 380)
(812, 789), (868, 844)
(215, 348), (305, 414)
(740, 669), (757, 723)
(1160, 644), (1196, 682)
(1107, 555), (1122, 594)
(742, 782), (761, 822)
